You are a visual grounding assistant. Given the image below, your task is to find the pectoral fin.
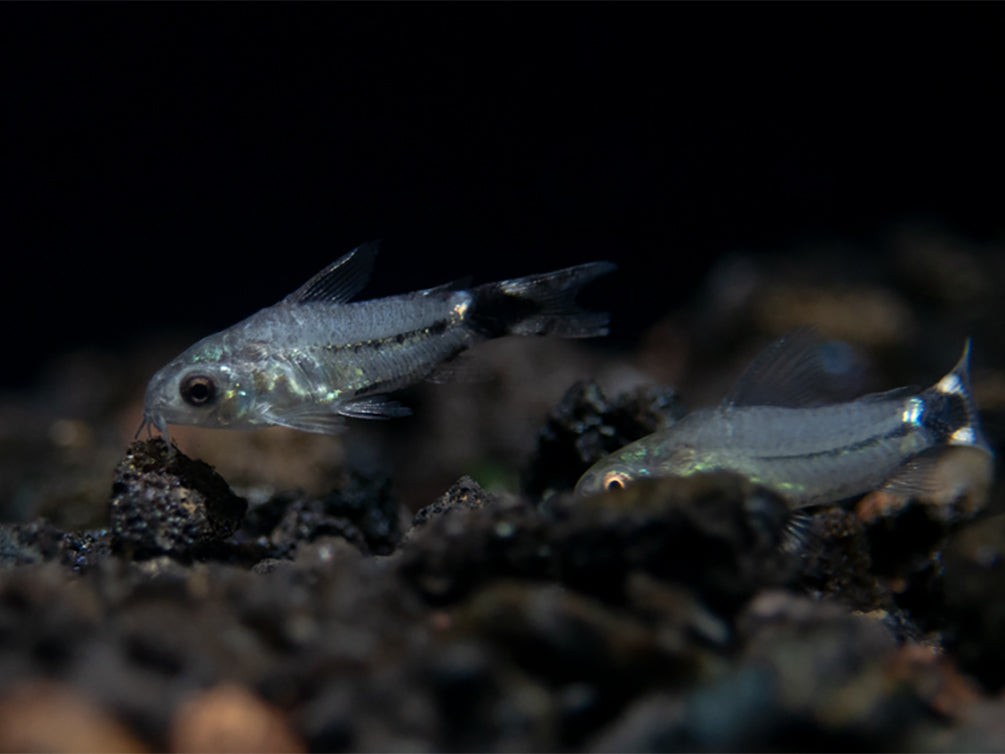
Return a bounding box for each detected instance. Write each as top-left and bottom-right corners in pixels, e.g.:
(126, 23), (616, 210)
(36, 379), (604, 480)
(265, 409), (348, 435)
(267, 393), (411, 433)
(338, 396), (413, 420)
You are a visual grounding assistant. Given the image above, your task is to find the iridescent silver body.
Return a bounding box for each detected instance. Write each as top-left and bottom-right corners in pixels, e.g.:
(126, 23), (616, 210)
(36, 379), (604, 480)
(141, 244), (615, 440)
(576, 331), (993, 508)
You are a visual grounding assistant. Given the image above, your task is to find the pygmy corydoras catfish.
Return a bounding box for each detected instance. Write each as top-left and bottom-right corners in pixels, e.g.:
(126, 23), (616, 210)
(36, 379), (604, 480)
(576, 330), (993, 509)
(141, 243), (615, 441)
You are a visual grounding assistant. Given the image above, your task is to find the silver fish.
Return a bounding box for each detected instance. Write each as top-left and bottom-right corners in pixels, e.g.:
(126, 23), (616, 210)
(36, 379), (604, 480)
(575, 330), (993, 508)
(140, 244), (615, 441)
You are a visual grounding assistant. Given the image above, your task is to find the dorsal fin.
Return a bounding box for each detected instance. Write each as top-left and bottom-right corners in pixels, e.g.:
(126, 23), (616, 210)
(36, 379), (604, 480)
(722, 327), (862, 409)
(283, 242), (378, 305)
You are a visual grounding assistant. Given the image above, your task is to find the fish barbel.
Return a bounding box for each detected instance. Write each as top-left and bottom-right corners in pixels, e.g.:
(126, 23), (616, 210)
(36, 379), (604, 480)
(140, 243), (615, 441)
(575, 330), (993, 508)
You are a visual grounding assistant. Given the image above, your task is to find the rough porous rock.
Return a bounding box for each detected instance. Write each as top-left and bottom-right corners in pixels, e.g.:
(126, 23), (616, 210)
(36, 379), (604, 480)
(399, 473), (793, 612)
(522, 381), (682, 502)
(109, 439), (247, 560)
(408, 475), (497, 532)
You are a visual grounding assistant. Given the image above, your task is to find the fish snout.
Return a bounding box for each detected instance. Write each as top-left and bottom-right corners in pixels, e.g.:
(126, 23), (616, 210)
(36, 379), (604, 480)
(574, 469), (601, 496)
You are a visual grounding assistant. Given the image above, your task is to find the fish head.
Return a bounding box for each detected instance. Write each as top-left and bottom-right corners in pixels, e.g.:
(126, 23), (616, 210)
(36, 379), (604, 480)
(141, 337), (259, 437)
(574, 439), (655, 496)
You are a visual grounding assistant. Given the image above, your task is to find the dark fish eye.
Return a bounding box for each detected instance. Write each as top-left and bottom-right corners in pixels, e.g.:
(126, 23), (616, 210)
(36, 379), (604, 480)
(180, 374), (217, 406)
(603, 471), (631, 491)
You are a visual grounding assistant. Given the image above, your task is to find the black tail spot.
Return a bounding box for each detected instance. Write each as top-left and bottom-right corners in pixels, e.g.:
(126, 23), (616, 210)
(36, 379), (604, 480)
(466, 286), (541, 338)
(922, 391), (971, 442)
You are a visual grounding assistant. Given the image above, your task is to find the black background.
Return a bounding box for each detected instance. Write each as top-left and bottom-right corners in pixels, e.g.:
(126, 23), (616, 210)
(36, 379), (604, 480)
(3, 4), (1003, 388)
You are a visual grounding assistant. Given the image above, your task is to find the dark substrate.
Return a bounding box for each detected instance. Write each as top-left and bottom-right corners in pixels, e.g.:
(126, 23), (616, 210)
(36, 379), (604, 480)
(4, 230), (1005, 752)
(3, 427), (1005, 752)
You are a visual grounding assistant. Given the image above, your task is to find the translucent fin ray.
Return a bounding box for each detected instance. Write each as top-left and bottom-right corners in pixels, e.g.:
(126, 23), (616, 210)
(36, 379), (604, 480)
(723, 327), (862, 409)
(881, 445), (994, 506)
(263, 409), (348, 435)
(780, 509), (817, 555)
(338, 396), (412, 420)
(283, 242), (379, 305)
(468, 261), (616, 339)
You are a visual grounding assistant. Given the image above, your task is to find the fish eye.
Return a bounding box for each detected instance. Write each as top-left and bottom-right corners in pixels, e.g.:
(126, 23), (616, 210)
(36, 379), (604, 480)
(180, 374), (217, 406)
(602, 470), (632, 492)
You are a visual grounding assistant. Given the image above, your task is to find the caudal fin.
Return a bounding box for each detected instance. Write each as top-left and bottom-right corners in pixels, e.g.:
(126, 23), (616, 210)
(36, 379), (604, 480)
(467, 261), (616, 339)
(878, 340), (993, 508)
(920, 339), (990, 451)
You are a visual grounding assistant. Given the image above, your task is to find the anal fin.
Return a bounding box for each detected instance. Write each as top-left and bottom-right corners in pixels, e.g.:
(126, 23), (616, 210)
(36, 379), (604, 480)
(425, 350), (492, 384)
(880, 445), (994, 515)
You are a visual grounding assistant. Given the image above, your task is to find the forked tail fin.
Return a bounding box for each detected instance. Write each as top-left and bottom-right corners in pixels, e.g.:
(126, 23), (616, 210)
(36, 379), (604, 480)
(920, 339), (990, 451)
(467, 261), (616, 339)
